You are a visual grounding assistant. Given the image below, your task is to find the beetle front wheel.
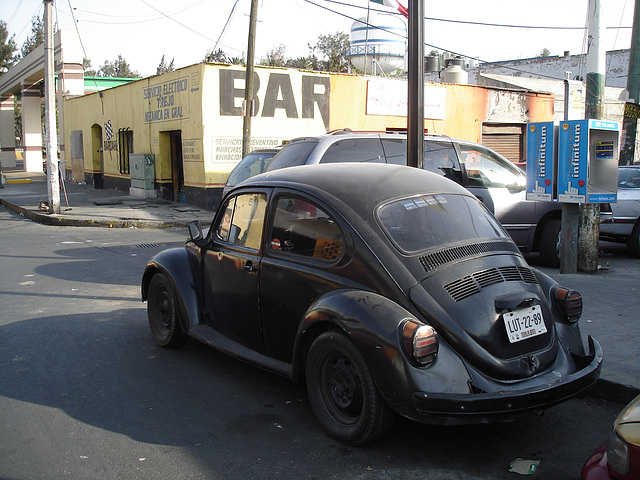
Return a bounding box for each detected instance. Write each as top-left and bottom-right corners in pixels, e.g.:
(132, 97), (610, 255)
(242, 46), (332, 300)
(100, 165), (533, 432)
(306, 331), (394, 445)
(147, 273), (188, 348)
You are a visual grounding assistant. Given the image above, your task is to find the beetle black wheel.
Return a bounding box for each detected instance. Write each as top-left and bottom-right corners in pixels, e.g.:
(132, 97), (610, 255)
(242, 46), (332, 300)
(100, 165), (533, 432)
(147, 273), (188, 348)
(306, 331), (394, 445)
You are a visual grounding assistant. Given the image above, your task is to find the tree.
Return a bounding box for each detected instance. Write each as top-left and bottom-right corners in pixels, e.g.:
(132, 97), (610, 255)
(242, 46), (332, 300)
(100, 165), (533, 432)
(83, 58), (96, 76)
(286, 55), (321, 71)
(97, 55), (140, 78)
(0, 21), (17, 73)
(204, 48), (229, 63)
(539, 48), (551, 57)
(259, 44), (287, 67)
(156, 55), (174, 75)
(311, 32), (349, 73)
(20, 14), (46, 58)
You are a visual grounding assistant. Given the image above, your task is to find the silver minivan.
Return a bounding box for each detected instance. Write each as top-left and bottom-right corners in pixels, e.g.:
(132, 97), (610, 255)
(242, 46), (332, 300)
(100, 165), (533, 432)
(226, 130), (562, 266)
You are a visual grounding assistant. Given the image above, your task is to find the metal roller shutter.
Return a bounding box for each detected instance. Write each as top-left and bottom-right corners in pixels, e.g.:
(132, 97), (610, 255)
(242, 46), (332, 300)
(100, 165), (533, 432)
(482, 124), (524, 164)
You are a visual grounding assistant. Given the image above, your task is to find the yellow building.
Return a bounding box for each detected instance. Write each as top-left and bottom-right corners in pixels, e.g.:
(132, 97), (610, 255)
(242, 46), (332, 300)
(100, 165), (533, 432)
(63, 63), (554, 210)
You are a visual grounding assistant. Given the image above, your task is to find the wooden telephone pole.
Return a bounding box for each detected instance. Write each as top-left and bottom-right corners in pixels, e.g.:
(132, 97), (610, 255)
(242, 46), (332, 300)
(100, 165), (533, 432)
(241, 0), (259, 161)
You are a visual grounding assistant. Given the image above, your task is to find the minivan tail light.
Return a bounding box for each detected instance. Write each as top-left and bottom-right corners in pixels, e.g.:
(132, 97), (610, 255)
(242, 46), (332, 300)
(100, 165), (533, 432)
(552, 286), (582, 323)
(401, 320), (438, 367)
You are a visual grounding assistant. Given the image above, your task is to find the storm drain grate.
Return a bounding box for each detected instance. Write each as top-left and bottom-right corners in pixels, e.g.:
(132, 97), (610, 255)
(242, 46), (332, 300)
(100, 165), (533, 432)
(134, 243), (162, 249)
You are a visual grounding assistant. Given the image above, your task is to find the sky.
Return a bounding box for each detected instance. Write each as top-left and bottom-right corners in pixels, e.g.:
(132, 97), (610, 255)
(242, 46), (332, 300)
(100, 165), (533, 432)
(2, 0), (634, 78)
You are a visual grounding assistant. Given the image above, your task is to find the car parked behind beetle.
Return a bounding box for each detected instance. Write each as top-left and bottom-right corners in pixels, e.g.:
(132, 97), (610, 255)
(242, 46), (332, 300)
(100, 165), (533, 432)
(222, 147), (281, 197)
(581, 394), (640, 480)
(143, 163), (602, 445)
(600, 165), (640, 257)
(225, 130), (563, 267)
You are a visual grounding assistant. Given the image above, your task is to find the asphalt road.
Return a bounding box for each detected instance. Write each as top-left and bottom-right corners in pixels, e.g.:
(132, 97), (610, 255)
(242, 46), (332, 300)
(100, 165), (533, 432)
(0, 205), (625, 480)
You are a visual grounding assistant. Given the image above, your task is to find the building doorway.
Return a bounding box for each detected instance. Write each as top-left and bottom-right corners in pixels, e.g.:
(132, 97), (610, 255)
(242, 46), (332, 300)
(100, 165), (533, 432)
(91, 124), (104, 189)
(169, 130), (184, 202)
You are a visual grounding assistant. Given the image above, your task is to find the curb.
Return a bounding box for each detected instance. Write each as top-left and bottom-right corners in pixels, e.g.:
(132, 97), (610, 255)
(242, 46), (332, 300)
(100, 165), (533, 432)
(0, 198), (188, 229)
(589, 378), (640, 405)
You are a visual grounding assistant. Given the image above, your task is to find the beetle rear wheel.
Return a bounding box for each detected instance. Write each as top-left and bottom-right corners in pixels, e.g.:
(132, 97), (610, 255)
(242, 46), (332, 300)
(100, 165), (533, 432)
(147, 273), (188, 348)
(306, 331), (394, 445)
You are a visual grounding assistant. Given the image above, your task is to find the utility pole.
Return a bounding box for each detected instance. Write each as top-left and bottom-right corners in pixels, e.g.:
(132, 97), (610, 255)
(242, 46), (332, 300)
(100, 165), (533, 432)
(579, 0), (604, 272)
(241, 0), (259, 161)
(406, 0), (424, 169)
(620, 0), (640, 166)
(44, 0), (60, 214)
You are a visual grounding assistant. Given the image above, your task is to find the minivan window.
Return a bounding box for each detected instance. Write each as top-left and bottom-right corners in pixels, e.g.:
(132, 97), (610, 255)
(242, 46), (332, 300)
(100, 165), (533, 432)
(380, 138), (457, 174)
(266, 140), (319, 171)
(226, 150), (278, 188)
(459, 144), (525, 189)
(320, 138), (384, 164)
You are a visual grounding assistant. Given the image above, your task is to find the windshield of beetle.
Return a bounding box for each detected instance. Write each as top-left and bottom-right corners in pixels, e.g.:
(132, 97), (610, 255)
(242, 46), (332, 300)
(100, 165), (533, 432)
(377, 194), (509, 253)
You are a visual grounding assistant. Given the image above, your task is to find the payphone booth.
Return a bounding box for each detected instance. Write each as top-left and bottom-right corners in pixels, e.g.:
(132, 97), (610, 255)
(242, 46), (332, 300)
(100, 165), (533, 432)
(526, 122), (557, 201)
(556, 119), (619, 204)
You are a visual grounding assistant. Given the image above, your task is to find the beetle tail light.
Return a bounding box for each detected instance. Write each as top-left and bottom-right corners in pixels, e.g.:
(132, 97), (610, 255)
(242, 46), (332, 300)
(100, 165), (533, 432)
(552, 286), (582, 323)
(401, 320), (438, 367)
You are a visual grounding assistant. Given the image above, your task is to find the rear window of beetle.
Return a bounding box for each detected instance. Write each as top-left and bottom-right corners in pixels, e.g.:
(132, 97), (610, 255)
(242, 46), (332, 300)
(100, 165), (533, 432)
(377, 194), (508, 253)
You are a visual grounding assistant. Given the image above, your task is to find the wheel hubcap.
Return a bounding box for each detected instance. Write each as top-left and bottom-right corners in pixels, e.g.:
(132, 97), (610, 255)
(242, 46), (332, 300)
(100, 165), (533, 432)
(156, 290), (172, 329)
(324, 356), (363, 420)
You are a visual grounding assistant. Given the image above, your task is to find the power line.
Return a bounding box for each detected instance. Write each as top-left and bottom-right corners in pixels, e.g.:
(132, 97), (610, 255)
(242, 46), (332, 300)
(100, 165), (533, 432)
(138, 0), (217, 43)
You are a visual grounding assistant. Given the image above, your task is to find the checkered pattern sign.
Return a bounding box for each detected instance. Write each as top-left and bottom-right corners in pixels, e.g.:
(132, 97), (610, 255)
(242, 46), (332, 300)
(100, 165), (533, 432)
(105, 120), (113, 140)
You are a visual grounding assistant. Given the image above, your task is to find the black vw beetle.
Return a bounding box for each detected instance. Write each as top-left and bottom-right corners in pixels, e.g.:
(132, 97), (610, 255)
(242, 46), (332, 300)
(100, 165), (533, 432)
(141, 163), (602, 445)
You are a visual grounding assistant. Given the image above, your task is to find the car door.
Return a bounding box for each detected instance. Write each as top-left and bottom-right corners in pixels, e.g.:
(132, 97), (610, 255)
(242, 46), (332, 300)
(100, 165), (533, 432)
(203, 191), (269, 353)
(457, 143), (536, 250)
(259, 193), (348, 363)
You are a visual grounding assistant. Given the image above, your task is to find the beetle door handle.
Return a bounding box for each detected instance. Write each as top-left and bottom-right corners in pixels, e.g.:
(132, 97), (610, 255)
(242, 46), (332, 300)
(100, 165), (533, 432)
(243, 261), (258, 272)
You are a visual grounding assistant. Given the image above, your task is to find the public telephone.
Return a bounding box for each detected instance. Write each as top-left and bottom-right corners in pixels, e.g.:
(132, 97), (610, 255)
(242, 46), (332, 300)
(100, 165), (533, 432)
(526, 119), (619, 204)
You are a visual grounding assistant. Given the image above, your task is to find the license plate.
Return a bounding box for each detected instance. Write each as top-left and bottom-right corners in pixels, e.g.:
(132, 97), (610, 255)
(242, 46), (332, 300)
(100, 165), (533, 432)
(503, 305), (546, 343)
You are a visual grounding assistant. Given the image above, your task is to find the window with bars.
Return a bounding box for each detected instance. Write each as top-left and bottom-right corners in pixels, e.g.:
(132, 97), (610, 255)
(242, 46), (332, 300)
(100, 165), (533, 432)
(119, 129), (133, 174)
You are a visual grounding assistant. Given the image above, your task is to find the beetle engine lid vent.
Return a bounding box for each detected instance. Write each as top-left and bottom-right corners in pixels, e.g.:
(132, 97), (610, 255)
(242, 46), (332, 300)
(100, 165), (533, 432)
(444, 266), (538, 302)
(419, 241), (520, 273)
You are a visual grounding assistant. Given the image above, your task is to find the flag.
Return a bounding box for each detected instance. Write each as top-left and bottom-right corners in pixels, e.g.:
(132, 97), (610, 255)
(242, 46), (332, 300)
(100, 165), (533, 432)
(370, 0), (408, 17)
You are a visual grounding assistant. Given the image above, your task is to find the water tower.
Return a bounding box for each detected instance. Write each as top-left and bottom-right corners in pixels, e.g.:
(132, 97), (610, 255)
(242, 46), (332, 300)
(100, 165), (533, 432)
(346, 13), (407, 75)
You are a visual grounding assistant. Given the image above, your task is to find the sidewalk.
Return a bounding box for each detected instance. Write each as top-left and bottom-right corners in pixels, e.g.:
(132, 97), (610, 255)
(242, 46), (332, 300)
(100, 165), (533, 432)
(0, 169), (213, 228)
(2, 168), (639, 405)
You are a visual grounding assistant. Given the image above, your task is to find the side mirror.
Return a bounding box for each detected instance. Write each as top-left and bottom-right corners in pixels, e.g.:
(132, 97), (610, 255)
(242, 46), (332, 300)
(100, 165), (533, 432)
(188, 221), (208, 247)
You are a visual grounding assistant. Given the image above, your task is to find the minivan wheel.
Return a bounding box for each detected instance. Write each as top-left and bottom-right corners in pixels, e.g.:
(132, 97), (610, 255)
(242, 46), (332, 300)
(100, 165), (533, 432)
(627, 221), (640, 257)
(540, 219), (561, 268)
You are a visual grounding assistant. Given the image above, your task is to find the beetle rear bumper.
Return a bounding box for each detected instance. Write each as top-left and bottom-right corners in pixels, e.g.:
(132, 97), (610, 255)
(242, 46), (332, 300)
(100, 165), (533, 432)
(412, 336), (603, 419)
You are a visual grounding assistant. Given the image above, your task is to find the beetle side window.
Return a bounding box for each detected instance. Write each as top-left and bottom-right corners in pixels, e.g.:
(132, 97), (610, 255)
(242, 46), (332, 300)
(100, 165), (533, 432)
(320, 138), (384, 164)
(215, 193), (268, 250)
(269, 196), (343, 260)
(459, 145), (525, 188)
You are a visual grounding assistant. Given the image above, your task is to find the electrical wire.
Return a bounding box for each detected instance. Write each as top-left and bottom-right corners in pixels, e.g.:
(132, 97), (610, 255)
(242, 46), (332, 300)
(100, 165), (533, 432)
(138, 0), (217, 43)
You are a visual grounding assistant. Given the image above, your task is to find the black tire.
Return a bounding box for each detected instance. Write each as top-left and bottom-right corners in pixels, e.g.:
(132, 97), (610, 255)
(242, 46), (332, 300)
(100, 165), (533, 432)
(627, 221), (640, 257)
(306, 331), (394, 445)
(539, 219), (561, 268)
(147, 273), (188, 348)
